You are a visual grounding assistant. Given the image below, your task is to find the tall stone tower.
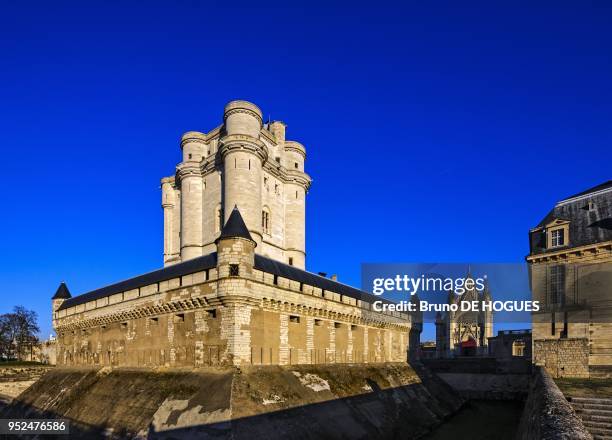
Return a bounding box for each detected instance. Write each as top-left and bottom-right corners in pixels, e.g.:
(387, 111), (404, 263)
(161, 100), (311, 269)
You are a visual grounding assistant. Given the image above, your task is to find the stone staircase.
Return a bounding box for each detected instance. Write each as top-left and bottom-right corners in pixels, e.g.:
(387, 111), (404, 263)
(569, 396), (612, 439)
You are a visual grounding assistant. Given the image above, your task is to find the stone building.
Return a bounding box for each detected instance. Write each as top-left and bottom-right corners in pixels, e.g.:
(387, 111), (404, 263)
(434, 274), (493, 357)
(487, 329), (532, 362)
(528, 180), (612, 378)
(51, 100), (412, 367)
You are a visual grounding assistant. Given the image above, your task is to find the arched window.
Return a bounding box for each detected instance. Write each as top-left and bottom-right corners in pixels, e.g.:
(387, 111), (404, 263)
(262, 207), (271, 235)
(512, 340), (525, 357)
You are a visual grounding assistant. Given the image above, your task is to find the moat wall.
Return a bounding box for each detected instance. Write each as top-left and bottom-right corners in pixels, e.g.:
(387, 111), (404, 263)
(1, 363), (464, 439)
(516, 366), (592, 440)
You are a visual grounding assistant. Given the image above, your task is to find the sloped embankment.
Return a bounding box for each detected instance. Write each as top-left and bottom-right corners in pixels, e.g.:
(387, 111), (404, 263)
(2, 363), (463, 439)
(0, 366), (53, 404)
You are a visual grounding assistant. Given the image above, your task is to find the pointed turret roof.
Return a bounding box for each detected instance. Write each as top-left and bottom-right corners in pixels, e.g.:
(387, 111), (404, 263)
(216, 206), (255, 244)
(52, 282), (72, 300)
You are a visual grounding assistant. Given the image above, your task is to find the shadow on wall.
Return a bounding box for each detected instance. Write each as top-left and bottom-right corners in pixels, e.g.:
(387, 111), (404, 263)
(0, 363), (465, 440)
(149, 368), (460, 439)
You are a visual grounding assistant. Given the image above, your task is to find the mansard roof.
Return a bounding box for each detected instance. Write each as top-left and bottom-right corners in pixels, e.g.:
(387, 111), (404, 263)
(57, 253), (393, 311)
(52, 282), (72, 300)
(560, 180), (612, 202)
(529, 179), (612, 255)
(217, 206), (254, 243)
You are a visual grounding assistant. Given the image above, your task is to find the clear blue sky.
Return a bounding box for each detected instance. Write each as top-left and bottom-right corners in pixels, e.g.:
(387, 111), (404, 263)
(1, 1), (610, 339)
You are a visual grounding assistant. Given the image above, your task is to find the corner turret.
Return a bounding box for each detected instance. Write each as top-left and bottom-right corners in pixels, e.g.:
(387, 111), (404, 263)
(52, 282), (71, 328)
(215, 206), (256, 279)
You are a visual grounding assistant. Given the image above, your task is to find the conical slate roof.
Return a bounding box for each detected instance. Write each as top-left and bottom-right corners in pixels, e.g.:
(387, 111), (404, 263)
(216, 206), (254, 243)
(52, 282), (72, 300)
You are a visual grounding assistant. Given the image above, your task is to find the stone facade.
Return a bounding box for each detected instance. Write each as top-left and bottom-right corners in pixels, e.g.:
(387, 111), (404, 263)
(488, 329), (532, 362)
(532, 338), (589, 378)
(528, 181), (612, 377)
(52, 237), (410, 367)
(52, 101), (411, 367)
(162, 100), (311, 269)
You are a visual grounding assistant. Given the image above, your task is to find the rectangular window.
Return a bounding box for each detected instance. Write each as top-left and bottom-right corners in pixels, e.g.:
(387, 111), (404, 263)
(551, 229), (565, 247)
(229, 264), (240, 277)
(174, 313), (185, 323)
(289, 315), (300, 323)
(261, 210), (270, 234)
(550, 265), (565, 305)
(273, 274), (278, 285)
(314, 319), (323, 326)
(207, 309), (217, 318)
(289, 257), (294, 266)
(216, 208), (223, 233)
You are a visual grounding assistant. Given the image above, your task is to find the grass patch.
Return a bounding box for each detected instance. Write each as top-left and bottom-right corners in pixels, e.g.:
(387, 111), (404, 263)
(555, 378), (612, 398)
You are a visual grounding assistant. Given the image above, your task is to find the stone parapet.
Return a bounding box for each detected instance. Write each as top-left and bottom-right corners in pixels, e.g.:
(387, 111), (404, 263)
(516, 366), (592, 439)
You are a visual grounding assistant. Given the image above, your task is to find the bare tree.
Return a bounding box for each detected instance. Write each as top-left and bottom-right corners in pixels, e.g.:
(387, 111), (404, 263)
(0, 306), (40, 361)
(0, 314), (13, 359)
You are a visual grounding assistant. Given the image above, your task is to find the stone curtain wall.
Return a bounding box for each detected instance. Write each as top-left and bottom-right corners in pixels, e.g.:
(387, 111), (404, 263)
(516, 366), (592, 440)
(57, 305), (408, 368)
(533, 338), (589, 378)
(55, 235), (410, 368)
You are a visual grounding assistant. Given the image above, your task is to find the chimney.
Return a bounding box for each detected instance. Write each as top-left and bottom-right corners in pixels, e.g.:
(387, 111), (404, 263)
(331, 274), (338, 281)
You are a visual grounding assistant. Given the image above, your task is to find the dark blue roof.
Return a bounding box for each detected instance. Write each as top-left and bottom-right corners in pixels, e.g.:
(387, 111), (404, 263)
(58, 252), (392, 311)
(52, 282), (71, 300)
(254, 255), (393, 306)
(58, 253), (217, 310)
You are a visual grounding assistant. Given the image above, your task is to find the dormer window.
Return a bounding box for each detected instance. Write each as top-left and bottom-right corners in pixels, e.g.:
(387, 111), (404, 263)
(545, 220), (569, 249)
(551, 229), (565, 247)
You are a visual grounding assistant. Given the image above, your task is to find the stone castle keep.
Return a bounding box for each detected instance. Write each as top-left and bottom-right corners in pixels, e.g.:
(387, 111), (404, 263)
(161, 100), (310, 269)
(52, 100), (412, 367)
